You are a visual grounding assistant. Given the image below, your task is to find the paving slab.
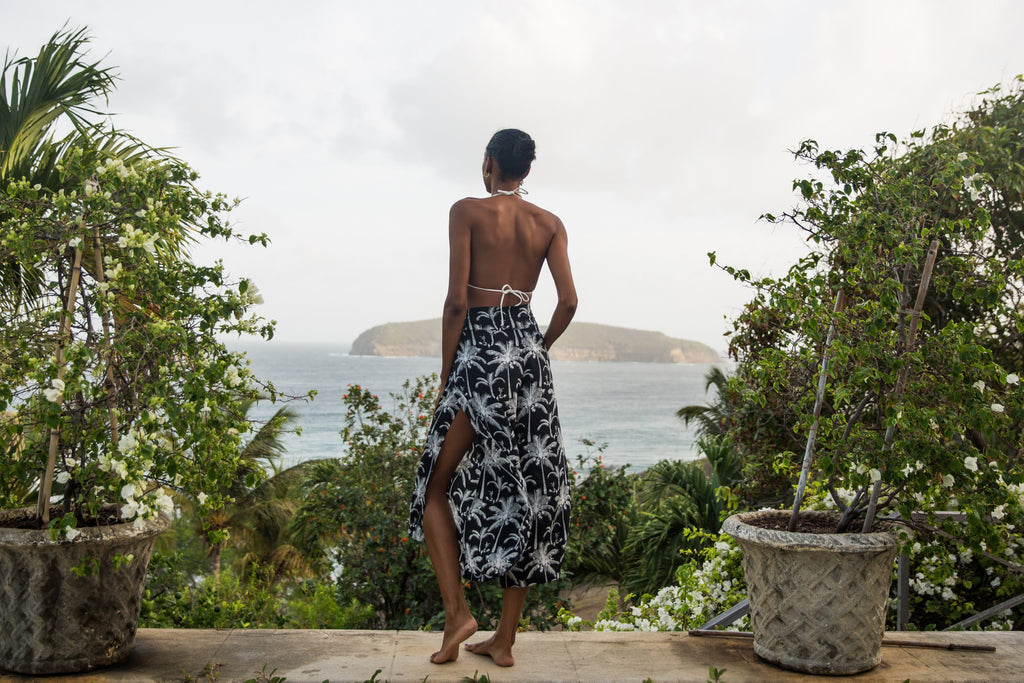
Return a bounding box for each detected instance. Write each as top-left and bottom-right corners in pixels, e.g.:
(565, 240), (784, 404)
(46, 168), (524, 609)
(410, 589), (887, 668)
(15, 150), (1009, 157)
(0, 629), (1021, 683)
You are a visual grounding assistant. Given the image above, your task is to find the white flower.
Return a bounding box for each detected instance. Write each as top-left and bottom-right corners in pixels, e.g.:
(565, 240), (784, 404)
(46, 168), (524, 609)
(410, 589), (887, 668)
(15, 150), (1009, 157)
(856, 463), (867, 475)
(224, 364), (241, 388)
(43, 378), (65, 403)
(992, 403), (1005, 414)
(244, 281), (264, 305)
(122, 499), (141, 519)
(154, 491), (174, 516)
(942, 474), (955, 488)
(121, 483), (140, 501)
(963, 173), (984, 202)
(197, 492), (208, 505)
(964, 457), (978, 472)
(118, 432), (139, 454)
(993, 505), (1006, 520)
(111, 459), (128, 479)
(55, 471), (71, 484)
(1007, 373), (1020, 385)
(869, 468), (882, 482)
(64, 527), (81, 541)
(973, 380), (986, 393)
(957, 152), (969, 161)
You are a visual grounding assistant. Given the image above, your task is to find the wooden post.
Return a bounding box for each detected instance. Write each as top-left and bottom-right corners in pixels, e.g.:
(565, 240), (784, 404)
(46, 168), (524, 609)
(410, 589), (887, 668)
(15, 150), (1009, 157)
(862, 239), (940, 533)
(789, 289), (846, 531)
(36, 245), (84, 523)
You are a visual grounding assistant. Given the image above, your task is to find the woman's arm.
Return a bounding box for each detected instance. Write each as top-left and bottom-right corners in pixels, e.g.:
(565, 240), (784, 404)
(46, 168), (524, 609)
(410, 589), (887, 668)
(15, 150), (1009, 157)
(438, 201), (472, 392)
(543, 218), (577, 348)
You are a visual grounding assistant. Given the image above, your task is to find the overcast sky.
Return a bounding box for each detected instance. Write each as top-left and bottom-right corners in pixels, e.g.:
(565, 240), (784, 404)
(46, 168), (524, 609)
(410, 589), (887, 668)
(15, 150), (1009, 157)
(7, 1), (1023, 350)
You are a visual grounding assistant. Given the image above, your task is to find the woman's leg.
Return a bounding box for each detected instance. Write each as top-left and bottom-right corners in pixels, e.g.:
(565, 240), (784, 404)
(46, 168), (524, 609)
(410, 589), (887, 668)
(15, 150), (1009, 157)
(465, 586), (528, 667)
(422, 409), (477, 664)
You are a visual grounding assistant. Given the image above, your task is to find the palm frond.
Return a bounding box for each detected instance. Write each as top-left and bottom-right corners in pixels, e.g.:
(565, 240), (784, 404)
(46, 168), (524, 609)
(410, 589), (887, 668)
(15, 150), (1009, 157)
(1, 25), (116, 184)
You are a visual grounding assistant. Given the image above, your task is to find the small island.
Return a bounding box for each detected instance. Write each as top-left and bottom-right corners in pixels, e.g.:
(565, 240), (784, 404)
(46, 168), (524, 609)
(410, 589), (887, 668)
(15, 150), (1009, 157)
(350, 319), (720, 363)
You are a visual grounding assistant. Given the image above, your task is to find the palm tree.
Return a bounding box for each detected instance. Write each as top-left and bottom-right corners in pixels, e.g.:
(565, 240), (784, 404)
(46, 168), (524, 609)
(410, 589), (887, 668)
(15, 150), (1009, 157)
(623, 459), (722, 595)
(0, 25), (116, 187)
(0, 26), (172, 316)
(676, 365), (732, 437)
(197, 402), (315, 581)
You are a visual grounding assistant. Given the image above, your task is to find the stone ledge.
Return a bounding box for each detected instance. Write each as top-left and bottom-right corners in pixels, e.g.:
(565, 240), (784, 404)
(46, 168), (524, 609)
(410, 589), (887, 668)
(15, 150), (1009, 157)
(1, 629), (1021, 682)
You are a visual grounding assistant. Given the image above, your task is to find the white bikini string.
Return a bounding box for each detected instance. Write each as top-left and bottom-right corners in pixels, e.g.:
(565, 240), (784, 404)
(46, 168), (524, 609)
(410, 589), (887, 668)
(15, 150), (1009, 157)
(467, 283), (531, 326)
(491, 186), (528, 196)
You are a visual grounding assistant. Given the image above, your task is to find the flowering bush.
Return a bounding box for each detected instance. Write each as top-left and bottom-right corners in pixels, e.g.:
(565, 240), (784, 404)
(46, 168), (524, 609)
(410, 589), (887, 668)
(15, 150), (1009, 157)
(561, 532), (747, 632)
(715, 81), (1024, 554)
(0, 146), (276, 538)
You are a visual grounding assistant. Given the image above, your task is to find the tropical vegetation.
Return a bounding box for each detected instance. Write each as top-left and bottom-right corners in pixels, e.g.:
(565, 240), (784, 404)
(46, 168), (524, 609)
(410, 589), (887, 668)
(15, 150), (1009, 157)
(568, 78), (1024, 633)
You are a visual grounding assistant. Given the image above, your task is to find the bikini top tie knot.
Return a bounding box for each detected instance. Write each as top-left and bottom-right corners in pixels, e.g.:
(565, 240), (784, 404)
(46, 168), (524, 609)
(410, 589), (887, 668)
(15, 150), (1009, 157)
(467, 283), (532, 326)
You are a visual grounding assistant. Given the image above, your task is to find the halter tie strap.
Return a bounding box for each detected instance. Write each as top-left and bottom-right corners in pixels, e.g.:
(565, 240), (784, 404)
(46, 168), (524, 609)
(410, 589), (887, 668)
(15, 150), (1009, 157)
(467, 283), (532, 326)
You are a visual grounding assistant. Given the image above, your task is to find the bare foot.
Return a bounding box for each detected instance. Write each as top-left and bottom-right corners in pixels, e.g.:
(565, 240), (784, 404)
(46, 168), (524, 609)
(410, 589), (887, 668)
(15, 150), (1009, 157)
(430, 614), (478, 664)
(465, 633), (515, 667)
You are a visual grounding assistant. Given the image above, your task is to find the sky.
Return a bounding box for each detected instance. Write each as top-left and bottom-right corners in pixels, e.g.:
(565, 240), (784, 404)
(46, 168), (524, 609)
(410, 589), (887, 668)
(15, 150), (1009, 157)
(6, 1), (1024, 351)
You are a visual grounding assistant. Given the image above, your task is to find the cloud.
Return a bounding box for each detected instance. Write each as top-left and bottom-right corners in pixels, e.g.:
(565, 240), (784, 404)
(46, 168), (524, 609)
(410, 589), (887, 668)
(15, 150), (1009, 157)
(7, 0), (1024, 348)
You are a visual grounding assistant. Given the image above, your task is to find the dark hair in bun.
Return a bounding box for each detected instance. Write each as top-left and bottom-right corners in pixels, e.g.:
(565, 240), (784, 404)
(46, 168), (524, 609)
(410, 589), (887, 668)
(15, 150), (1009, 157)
(485, 128), (536, 180)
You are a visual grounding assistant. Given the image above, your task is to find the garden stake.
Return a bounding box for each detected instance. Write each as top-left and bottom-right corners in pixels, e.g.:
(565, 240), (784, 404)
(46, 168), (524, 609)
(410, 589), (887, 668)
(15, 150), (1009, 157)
(686, 630), (996, 652)
(862, 239), (940, 533)
(37, 244), (84, 523)
(92, 222), (120, 449)
(789, 288), (846, 531)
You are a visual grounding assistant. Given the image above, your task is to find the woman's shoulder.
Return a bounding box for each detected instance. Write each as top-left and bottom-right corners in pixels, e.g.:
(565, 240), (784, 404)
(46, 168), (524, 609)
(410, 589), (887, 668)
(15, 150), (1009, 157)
(449, 196), (564, 230)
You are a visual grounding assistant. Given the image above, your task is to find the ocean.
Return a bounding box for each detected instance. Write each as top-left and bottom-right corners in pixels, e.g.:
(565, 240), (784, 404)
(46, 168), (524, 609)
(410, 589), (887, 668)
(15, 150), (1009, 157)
(233, 342), (725, 472)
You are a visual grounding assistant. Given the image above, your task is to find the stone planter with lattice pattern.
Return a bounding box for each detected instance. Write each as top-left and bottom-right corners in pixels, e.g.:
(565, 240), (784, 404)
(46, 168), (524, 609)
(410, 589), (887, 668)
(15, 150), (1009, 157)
(0, 507), (169, 674)
(723, 509), (901, 675)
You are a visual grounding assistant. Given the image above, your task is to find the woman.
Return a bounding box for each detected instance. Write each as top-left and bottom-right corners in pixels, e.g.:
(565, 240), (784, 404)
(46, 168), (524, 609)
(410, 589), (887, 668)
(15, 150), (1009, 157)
(408, 128), (577, 667)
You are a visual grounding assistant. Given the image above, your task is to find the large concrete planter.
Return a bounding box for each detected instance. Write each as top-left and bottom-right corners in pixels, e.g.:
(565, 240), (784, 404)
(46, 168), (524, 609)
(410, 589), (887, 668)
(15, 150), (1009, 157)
(0, 507), (169, 674)
(722, 509), (900, 675)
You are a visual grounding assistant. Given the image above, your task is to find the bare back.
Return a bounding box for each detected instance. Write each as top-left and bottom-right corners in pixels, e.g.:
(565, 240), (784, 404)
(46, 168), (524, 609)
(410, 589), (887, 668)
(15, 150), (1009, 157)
(439, 192), (577, 386)
(459, 195), (560, 302)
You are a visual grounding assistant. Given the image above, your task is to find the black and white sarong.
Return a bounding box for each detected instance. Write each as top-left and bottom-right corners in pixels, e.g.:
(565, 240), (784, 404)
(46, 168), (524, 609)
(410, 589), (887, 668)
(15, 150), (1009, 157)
(408, 304), (571, 587)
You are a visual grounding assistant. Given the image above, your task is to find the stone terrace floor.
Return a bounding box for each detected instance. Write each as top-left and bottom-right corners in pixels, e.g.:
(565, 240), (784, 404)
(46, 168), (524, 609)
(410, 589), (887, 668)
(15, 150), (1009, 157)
(1, 629), (1022, 683)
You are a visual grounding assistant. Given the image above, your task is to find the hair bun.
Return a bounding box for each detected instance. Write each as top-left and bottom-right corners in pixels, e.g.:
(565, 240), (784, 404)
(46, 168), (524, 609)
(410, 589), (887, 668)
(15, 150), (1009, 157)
(515, 138), (536, 154)
(486, 128), (536, 180)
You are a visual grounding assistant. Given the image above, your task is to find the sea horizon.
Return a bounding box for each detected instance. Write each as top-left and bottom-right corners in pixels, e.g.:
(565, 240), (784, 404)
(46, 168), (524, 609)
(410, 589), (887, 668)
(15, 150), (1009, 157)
(231, 340), (727, 472)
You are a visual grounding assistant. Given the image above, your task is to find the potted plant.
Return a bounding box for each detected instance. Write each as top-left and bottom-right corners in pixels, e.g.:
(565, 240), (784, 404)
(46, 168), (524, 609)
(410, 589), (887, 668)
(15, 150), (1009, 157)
(0, 29), (276, 674)
(717, 83), (1024, 674)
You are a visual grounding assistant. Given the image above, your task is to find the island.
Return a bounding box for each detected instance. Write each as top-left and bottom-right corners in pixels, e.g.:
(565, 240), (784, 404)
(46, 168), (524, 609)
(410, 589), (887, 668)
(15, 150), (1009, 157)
(349, 319), (720, 363)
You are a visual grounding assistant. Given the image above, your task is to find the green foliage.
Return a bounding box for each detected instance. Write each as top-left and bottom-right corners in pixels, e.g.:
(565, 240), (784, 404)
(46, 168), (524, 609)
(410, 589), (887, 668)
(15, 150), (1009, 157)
(563, 436), (744, 598)
(563, 442), (635, 583)
(284, 580), (375, 629)
(563, 531), (748, 632)
(623, 460), (722, 595)
(141, 544), (374, 630)
(892, 531), (1022, 630)
(142, 554), (286, 629)
(291, 376), (567, 630)
(717, 80), (1024, 543)
(0, 29), (303, 543)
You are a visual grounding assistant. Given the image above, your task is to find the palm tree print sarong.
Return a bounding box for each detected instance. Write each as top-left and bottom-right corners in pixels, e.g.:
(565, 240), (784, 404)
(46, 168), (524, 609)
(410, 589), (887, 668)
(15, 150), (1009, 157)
(408, 304), (571, 587)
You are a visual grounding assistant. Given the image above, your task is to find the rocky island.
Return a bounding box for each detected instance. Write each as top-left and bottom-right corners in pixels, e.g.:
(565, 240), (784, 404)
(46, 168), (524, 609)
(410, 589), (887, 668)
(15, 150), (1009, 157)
(350, 319), (719, 363)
